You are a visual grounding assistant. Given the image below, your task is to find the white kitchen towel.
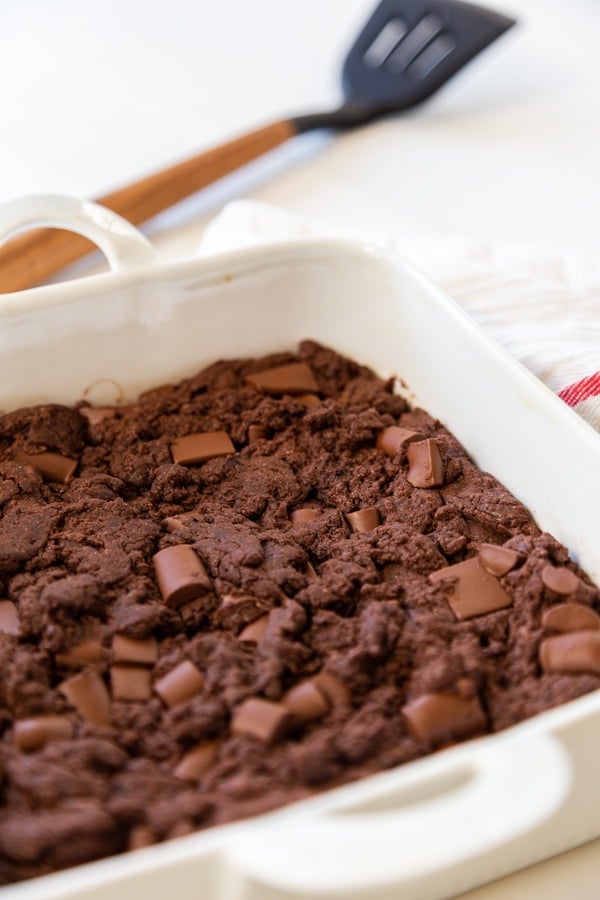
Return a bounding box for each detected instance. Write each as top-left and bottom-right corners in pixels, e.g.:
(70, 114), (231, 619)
(198, 200), (600, 432)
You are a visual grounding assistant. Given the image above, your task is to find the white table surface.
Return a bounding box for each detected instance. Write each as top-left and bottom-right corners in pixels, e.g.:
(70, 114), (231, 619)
(1, 1), (599, 897)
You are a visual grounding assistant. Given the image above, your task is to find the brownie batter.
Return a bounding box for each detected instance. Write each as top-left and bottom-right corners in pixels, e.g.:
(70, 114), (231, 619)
(0, 341), (598, 885)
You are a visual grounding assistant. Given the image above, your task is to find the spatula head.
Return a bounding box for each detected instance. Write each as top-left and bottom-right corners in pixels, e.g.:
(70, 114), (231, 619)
(342, 0), (515, 110)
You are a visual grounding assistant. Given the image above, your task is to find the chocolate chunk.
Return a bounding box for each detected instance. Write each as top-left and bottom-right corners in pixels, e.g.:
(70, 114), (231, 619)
(128, 826), (156, 851)
(541, 565), (580, 597)
(110, 665), (152, 702)
(80, 407), (117, 426)
(13, 716), (73, 751)
(231, 698), (294, 744)
(313, 672), (351, 709)
(58, 670), (111, 726)
(55, 639), (104, 668)
(245, 363), (319, 396)
(296, 393), (321, 408)
(346, 507), (381, 533)
(154, 660), (204, 707)
(541, 604), (600, 633)
(153, 545), (211, 608)
(376, 426), (425, 457)
(237, 615), (269, 643)
(290, 508), (321, 525)
(539, 632), (600, 676)
(162, 516), (185, 533)
(170, 431), (235, 465)
(247, 425), (270, 443)
(0, 599), (20, 636)
(406, 439), (444, 488)
(174, 740), (220, 781)
(478, 543), (522, 577)
(430, 556), (513, 620)
(283, 680), (330, 722)
(402, 692), (486, 745)
(14, 450), (78, 484)
(112, 634), (158, 666)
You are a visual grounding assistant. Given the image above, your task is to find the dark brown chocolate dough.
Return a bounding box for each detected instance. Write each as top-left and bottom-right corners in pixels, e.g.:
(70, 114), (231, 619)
(0, 340), (598, 887)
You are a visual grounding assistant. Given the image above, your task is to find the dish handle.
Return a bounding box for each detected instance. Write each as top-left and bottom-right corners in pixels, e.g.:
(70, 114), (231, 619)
(0, 194), (155, 280)
(225, 730), (571, 897)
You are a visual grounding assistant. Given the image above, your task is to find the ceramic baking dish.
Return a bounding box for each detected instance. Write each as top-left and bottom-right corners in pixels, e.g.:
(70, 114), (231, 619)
(0, 195), (599, 900)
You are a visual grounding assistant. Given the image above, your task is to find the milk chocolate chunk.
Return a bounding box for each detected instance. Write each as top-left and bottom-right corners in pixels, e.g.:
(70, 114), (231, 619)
(541, 604), (600, 633)
(154, 660), (204, 707)
(313, 672), (351, 709)
(297, 393), (321, 408)
(376, 426), (425, 457)
(0, 600), (20, 636)
(430, 556), (513, 621)
(58, 670), (111, 726)
(237, 615), (269, 643)
(55, 639), (104, 668)
(174, 740), (220, 781)
(248, 424), (269, 443)
(290, 508), (321, 525)
(110, 665), (152, 702)
(245, 363), (319, 396)
(128, 826), (156, 851)
(478, 543), (522, 577)
(539, 632), (600, 676)
(406, 439), (444, 488)
(153, 545), (211, 608)
(346, 507), (381, 533)
(162, 516), (185, 533)
(14, 450), (77, 484)
(402, 692), (486, 745)
(541, 565), (580, 597)
(14, 716), (73, 752)
(283, 680), (330, 722)
(112, 634), (158, 666)
(231, 698), (294, 744)
(170, 431), (235, 465)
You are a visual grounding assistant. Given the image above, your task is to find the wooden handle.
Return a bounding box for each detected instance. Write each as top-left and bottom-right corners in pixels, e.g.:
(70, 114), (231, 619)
(0, 119), (296, 294)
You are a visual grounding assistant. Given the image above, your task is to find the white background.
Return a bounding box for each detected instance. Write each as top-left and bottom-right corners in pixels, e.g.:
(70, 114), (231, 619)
(0, 0), (599, 896)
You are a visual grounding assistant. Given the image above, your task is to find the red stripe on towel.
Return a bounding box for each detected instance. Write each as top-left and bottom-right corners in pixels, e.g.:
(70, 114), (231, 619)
(558, 372), (600, 407)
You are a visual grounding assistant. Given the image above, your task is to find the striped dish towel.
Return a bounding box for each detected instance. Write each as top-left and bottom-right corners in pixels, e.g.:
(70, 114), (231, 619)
(199, 200), (600, 433)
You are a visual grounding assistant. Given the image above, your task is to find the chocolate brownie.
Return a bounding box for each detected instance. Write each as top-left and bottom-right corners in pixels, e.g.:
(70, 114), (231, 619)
(0, 341), (598, 884)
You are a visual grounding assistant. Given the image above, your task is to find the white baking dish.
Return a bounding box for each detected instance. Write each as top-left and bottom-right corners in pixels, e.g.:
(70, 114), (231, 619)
(0, 195), (599, 900)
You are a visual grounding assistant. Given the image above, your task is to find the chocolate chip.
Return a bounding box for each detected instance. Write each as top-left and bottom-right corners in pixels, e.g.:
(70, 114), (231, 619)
(376, 426), (425, 457)
(14, 450), (78, 484)
(58, 670), (111, 726)
(237, 615), (269, 643)
(55, 639), (105, 669)
(247, 425), (270, 443)
(541, 565), (580, 597)
(128, 825), (156, 851)
(402, 692), (486, 745)
(541, 604), (600, 633)
(539, 632), (600, 676)
(152, 545), (211, 608)
(231, 698), (294, 744)
(290, 508), (321, 525)
(174, 740), (220, 781)
(170, 431), (235, 465)
(296, 393), (321, 408)
(245, 363), (319, 396)
(346, 507), (381, 533)
(283, 680), (330, 722)
(112, 634), (158, 666)
(406, 439), (444, 488)
(313, 672), (351, 709)
(110, 665), (152, 702)
(478, 543), (522, 577)
(430, 556), (513, 621)
(0, 600), (20, 636)
(13, 716), (73, 752)
(154, 660), (204, 707)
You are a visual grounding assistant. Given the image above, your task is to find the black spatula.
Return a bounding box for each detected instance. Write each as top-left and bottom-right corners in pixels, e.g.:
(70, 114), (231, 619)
(0, 0), (515, 293)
